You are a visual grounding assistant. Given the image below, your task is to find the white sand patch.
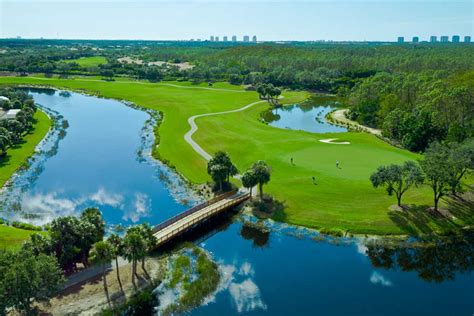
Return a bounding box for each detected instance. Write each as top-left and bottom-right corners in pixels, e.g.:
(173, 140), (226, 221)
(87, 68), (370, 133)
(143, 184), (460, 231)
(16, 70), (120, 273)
(319, 138), (351, 145)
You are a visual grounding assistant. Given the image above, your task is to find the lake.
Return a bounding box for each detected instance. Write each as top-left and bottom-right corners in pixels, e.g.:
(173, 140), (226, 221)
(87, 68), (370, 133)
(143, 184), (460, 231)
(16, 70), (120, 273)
(263, 96), (347, 134)
(1, 89), (472, 315)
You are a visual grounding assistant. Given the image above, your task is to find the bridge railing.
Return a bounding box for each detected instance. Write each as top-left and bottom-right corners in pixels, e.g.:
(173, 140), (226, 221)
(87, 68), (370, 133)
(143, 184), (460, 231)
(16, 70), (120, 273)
(154, 192), (251, 245)
(152, 189), (239, 234)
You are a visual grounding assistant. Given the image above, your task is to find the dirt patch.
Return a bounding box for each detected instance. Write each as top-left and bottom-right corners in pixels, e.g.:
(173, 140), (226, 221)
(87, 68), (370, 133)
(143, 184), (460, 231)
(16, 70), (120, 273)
(38, 257), (165, 315)
(117, 57), (194, 71)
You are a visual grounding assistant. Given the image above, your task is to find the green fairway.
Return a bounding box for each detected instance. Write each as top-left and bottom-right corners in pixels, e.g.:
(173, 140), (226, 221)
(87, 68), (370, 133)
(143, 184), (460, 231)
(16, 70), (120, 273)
(0, 76), (471, 235)
(64, 56), (107, 67)
(0, 225), (45, 250)
(0, 109), (51, 188)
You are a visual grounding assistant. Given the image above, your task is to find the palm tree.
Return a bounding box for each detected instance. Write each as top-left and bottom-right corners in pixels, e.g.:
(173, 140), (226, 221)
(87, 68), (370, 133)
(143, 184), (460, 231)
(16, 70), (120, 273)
(90, 241), (113, 308)
(252, 160), (271, 197)
(242, 170), (257, 197)
(107, 233), (124, 293)
(123, 232), (146, 289)
(126, 224), (156, 278)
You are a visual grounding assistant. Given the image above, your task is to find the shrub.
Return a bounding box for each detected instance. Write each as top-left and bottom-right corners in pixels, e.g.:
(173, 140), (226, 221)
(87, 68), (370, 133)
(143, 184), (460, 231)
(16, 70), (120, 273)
(11, 221), (42, 231)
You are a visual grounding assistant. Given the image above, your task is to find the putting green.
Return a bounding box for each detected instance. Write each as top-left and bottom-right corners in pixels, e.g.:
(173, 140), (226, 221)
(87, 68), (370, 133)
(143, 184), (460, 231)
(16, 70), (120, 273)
(0, 75), (470, 235)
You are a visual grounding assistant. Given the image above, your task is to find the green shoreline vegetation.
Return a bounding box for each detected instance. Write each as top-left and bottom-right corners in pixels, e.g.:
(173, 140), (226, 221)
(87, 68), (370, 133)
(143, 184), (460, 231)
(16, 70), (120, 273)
(0, 109), (51, 188)
(0, 88), (52, 250)
(0, 76), (472, 236)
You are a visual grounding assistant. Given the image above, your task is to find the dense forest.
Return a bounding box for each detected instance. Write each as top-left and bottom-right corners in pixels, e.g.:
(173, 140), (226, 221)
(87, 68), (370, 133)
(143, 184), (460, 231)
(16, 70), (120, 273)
(0, 39), (472, 151)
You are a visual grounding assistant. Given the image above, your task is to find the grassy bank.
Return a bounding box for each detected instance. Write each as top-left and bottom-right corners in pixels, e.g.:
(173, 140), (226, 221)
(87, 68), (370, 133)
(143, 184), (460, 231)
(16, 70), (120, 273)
(0, 75), (471, 235)
(0, 109), (51, 188)
(64, 56), (108, 67)
(0, 225), (46, 250)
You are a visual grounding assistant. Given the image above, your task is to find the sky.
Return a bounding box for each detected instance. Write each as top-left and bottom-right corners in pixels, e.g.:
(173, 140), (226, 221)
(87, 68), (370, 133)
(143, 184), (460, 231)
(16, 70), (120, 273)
(0, 0), (472, 41)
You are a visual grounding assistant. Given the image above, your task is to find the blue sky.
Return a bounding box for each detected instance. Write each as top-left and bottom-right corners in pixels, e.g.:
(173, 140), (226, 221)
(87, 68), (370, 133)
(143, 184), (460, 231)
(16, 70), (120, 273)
(0, 0), (472, 41)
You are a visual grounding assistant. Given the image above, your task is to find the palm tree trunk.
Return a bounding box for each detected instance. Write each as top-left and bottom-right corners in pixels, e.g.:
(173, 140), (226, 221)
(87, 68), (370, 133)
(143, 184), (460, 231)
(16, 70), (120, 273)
(115, 256), (123, 293)
(259, 183), (263, 198)
(141, 257), (150, 279)
(131, 260), (136, 289)
(103, 264), (112, 308)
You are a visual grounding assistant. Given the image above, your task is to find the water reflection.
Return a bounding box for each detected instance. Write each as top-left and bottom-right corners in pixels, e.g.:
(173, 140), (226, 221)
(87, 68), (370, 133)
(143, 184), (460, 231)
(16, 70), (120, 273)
(0, 89), (199, 227)
(240, 222), (270, 248)
(366, 233), (474, 282)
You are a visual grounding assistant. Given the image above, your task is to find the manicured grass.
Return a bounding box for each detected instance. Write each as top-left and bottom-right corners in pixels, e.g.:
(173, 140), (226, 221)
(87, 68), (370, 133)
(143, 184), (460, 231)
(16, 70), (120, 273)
(0, 225), (45, 250)
(0, 76), (471, 235)
(0, 109), (51, 187)
(64, 56), (107, 67)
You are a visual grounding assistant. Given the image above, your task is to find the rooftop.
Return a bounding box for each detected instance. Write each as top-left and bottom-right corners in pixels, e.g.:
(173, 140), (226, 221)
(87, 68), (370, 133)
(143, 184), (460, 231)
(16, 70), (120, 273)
(0, 109), (20, 120)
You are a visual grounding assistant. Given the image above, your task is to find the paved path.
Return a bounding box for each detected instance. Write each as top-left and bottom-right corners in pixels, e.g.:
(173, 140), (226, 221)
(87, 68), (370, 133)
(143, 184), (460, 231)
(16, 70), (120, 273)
(331, 109), (382, 136)
(184, 100), (266, 161)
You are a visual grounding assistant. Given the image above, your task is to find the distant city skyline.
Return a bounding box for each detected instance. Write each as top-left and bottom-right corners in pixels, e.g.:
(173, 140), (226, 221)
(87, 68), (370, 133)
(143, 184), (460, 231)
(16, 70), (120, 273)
(0, 0), (472, 41)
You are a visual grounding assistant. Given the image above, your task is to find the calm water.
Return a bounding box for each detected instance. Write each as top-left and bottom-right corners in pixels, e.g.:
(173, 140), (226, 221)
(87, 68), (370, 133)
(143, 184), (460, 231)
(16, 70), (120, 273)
(2, 90), (473, 315)
(0, 89), (196, 227)
(264, 96), (347, 133)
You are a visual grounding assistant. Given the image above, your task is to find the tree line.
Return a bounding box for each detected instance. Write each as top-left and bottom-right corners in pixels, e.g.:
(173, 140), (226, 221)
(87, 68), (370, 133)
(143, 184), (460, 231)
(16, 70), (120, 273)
(0, 41), (472, 152)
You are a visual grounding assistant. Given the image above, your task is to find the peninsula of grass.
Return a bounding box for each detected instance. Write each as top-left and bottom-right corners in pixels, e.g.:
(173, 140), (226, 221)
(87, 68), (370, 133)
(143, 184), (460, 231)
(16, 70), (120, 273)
(0, 75), (472, 236)
(0, 109), (51, 188)
(0, 225), (46, 250)
(64, 56), (107, 67)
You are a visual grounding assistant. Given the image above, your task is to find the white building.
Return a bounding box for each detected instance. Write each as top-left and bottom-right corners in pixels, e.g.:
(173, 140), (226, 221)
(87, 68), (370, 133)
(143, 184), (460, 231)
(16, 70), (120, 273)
(0, 109), (21, 120)
(232, 35), (237, 42)
(243, 35), (250, 42)
(252, 35), (257, 42)
(0, 96), (9, 102)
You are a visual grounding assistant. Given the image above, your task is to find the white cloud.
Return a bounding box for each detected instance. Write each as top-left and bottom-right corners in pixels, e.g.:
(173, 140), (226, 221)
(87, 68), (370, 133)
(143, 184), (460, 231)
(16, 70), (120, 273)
(90, 188), (123, 207)
(356, 242), (368, 256)
(370, 271), (393, 287)
(122, 192), (150, 223)
(229, 279), (267, 313)
(238, 262), (254, 276)
(21, 192), (78, 224)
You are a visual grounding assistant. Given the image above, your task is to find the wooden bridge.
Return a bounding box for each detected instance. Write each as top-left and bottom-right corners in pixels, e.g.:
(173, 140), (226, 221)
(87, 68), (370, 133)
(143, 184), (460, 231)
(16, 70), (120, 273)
(152, 190), (250, 247)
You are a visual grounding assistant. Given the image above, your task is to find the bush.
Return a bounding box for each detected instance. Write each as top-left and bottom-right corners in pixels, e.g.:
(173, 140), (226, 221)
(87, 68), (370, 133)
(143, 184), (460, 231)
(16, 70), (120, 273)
(11, 221), (42, 231)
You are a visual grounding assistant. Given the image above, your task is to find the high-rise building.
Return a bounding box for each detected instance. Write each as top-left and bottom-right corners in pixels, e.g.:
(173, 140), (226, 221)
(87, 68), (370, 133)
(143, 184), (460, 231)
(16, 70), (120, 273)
(452, 35), (460, 43)
(223, 36), (228, 42)
(232, 35), (237, 42)
(252, 35), (257, 42)
(210, 36), (214, 42)
(440, 36), (449, 42)
(397, 36), (404, 43)
(465, 36), (471, 43)
(430, 36), (437, 42)
(243, 35), (250, 42)
(412, 36), (419, 43)
(215, 36), (219, 42)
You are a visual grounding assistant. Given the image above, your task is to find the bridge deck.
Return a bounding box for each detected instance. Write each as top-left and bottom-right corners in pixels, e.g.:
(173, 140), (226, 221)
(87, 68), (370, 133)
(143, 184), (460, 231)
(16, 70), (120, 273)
(153, 191), (250, 247)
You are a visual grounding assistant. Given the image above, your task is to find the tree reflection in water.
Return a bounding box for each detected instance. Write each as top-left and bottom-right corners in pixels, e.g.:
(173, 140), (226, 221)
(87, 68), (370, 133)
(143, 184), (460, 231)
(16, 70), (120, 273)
(366, 233), (474, 282)
(240, 223), (270, 248)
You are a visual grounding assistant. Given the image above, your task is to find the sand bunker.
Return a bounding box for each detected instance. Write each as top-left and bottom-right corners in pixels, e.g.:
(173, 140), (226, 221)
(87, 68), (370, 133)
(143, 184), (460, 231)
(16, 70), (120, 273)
(319, 138), (351, 145)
